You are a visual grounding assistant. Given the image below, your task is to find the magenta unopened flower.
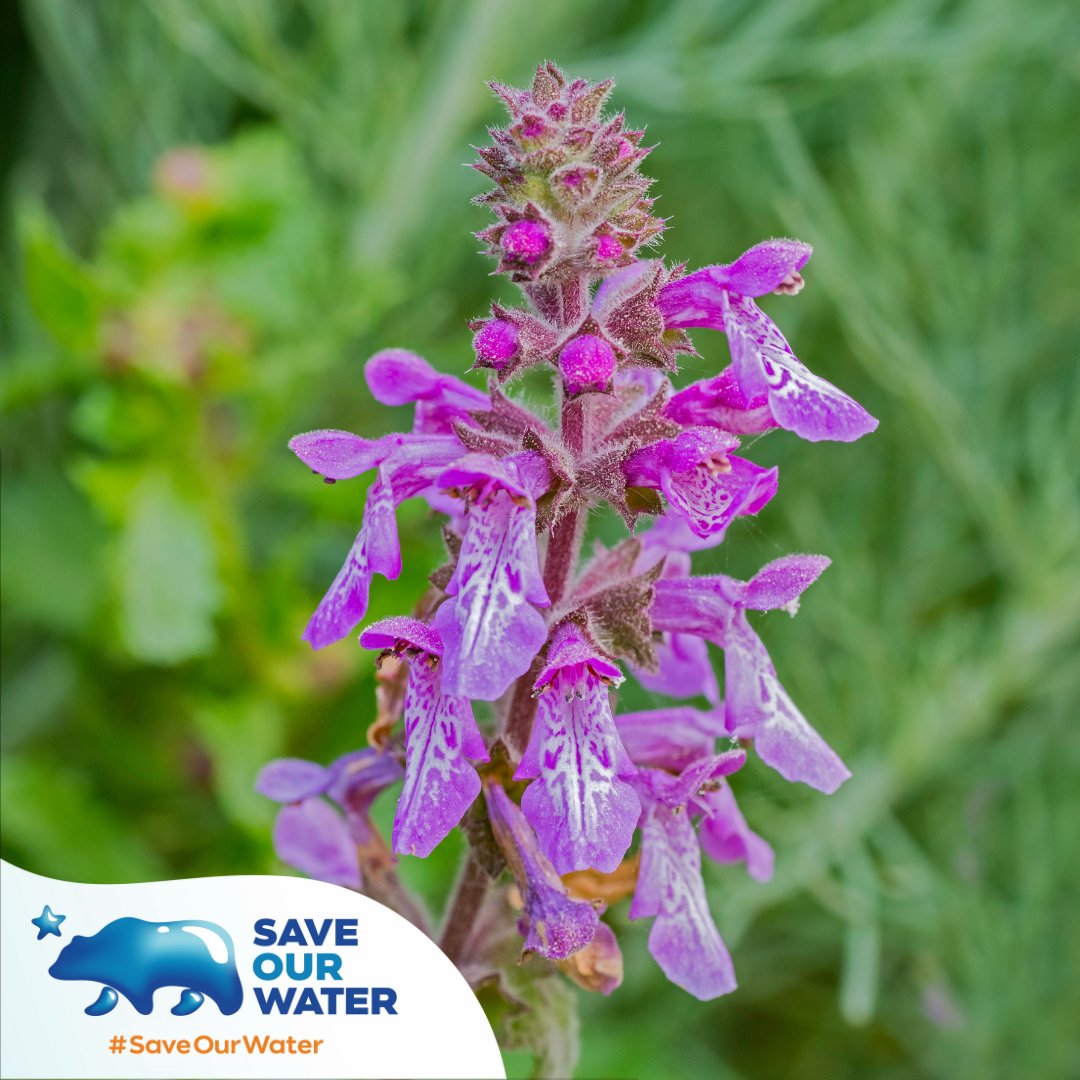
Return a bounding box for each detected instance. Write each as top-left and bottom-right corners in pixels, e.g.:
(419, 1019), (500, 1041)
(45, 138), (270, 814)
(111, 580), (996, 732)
(270, 61), (873, 1024)
(501, 219), (552, 266)
(558, 334), (617, 396)
(595, 233), (623, 262)
(472, 318), (520, 369)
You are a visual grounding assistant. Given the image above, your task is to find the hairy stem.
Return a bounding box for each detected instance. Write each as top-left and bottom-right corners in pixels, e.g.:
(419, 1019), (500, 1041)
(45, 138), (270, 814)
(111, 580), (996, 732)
(504, 654), (543, 756)
(438, 853), (490, 964)
(505, 391), (589, 754)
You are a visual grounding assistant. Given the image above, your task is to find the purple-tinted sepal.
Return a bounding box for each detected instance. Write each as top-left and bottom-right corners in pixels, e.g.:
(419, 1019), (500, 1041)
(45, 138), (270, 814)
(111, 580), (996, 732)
(724, 292), (878, 443)
(558, 920), (623, 995)
(484, 783), (600, 961)
(435, 453), (551, 701)
(365, 348), (488, 435)
(696, 782), (774, 883)
(359, 619), (488, 857)
(301, 469), (399, 650)
(515, 622), (640, 873)
(629, 764), (739, 1000)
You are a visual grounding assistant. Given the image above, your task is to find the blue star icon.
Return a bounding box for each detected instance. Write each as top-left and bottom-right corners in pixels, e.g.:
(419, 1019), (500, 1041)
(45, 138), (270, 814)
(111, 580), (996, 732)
(31, 905), (66, 940)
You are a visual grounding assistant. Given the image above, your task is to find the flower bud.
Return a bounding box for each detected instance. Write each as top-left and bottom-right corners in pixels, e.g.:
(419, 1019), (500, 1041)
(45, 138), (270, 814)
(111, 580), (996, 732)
(472, 319), (520, 369)
(501, 220), (552, 266)
(558, 334), (616, 396)
(595, 233), (623, 262)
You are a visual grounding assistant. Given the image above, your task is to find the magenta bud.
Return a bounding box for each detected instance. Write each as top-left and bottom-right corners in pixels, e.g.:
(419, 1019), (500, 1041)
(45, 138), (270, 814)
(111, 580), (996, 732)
(596, 234), (623, 261)
(473, 319), (520, 369)
(501, 220), (552, 266)
(559, 334), (616, 395)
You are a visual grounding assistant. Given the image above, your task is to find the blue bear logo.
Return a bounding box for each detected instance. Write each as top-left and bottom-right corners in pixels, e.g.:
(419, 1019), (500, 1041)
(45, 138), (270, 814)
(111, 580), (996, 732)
(48, 917), (244, 1017)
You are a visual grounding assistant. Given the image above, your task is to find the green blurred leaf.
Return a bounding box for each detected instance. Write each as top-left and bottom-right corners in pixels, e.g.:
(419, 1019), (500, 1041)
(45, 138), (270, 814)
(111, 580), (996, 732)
(0, 756), (165, 882)
(193, 695), (284, 832)
(0, 649), (77, 752)
(0, 474), (106, 634)
(70, 384), (171, 453)
(117, 471), (222, 664)
(18, 203), (102, 353)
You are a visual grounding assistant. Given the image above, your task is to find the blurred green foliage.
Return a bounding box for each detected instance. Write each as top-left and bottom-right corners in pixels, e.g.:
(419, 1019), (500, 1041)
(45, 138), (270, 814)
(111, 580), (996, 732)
(2, 1), (1078, 1077)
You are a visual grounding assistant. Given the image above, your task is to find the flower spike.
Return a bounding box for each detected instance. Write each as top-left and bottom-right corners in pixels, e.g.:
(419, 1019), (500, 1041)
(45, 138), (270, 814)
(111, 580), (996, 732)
(273, 63), (872, 1013)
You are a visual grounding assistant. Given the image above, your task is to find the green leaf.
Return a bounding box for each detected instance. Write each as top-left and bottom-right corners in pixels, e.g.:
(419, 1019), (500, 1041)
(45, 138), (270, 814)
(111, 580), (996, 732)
(0, 474), (106, 634)
(117, 471), (222, 664)
(0, 756), (165, 883)
(19, 203), (102, 353)
(193, 696), (284, 832)
(499, 963), (580, 1079)
(70, 384), (170, 453)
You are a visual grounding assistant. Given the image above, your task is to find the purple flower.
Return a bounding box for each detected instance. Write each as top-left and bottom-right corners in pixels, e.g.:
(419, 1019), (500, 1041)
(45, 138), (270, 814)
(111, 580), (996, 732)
(484, 783), (600, 960)
(501, 219), (553, 267)
(278, 63), (874, 1003)
(629, 520), (723, 705)
(665, 366), (778, 435)
(615, 708), (774, 882)
(289, 431), (462, 648)
(629, 752), (745, 1000)
(365, 348), (489, 435)
(256, 750), (403, 888)
(615, 703), (727, 772)
(651, 555), (851, 793)
(624, 426), (778, 539)
(697, 781), (774, 884)
(360, 616), (489, 856)
(514, 621), (640, 874)
(658, 240), (878, 442)
(434, 452), (551, 701)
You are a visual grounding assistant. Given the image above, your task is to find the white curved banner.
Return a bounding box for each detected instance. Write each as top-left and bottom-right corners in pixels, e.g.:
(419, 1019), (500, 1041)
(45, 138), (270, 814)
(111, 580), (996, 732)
(0, 860), (504, 1079)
